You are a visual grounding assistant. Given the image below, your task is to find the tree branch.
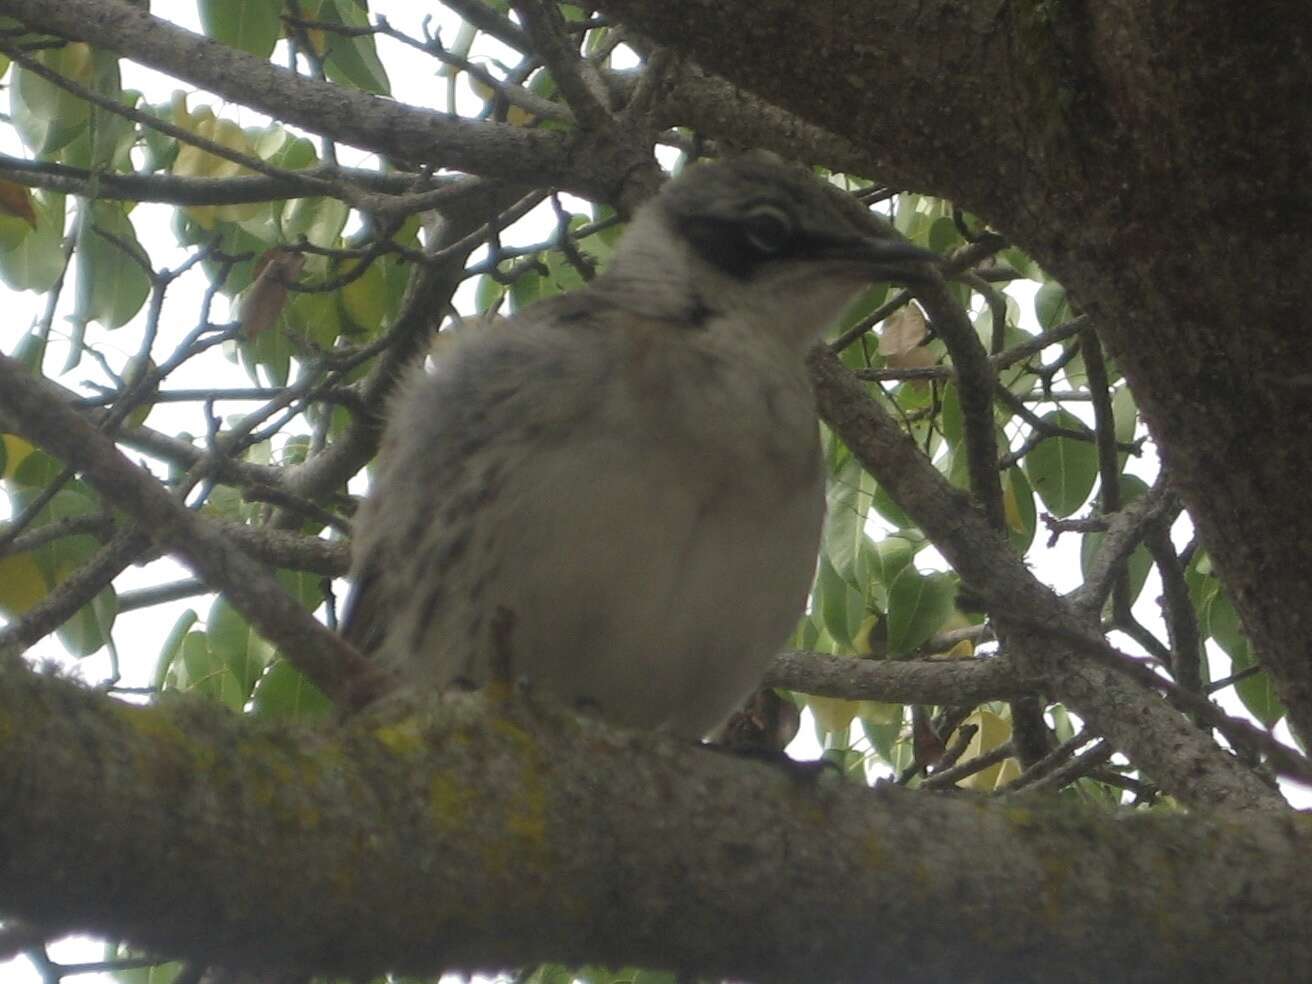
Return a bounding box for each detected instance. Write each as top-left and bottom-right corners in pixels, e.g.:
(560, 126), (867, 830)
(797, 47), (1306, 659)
(765, 650), (1032, 706)
(2, 662), (1310, 984)
(1071, 482), (1180, 619)
(0, 153), (469, 207)
(513, 0), (612, 129)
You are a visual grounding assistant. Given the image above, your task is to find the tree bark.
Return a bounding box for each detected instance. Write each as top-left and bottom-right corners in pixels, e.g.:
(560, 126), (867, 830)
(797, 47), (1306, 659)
(2, 660), (1310, 984)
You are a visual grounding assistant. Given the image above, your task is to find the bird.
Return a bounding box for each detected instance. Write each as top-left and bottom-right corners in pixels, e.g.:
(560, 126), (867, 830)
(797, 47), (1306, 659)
(342, 154), (936, 739)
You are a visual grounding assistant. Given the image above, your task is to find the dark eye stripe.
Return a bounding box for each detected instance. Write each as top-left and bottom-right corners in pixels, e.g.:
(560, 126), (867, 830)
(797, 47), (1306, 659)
(679, 214), (808, 280)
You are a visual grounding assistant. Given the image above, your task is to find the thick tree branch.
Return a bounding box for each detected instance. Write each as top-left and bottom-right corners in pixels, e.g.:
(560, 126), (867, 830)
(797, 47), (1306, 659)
(2, 662), (1310, 984)
(765, 651), (1032, 706)
(596, 0), (1002, 199)
(660, 63), (877, 175)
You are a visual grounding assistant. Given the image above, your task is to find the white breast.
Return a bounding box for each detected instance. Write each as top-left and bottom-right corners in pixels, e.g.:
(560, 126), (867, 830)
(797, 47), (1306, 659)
(389, 313), (825, 738)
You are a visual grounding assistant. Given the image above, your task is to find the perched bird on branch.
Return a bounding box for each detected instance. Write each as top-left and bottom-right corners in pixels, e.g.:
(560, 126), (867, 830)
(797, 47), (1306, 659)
(343, 154), (936, 738)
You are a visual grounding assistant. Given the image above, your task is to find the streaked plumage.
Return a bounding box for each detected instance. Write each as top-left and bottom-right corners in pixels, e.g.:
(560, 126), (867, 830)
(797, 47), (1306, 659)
(343, 155), (934, 737)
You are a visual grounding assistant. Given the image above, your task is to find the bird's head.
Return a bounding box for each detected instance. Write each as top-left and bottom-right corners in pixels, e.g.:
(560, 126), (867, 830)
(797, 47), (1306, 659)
(604, 154), (939, 350)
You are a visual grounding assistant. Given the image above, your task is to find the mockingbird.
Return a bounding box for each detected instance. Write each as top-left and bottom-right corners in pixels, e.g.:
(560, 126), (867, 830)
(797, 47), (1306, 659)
(343, 155), (935, 738)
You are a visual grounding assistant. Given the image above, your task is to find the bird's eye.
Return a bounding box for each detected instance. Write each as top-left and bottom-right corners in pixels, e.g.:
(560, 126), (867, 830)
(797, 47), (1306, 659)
(742, 205), (794, 255)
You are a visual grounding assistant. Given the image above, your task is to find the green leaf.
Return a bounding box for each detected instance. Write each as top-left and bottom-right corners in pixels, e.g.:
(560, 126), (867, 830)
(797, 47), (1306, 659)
(256, 127), (318, 171)
(860, 712), (905, 765)
(56, 585), (118, 658)
(9, 445), (63, 488)
(75, 201), (151, 329)
(544, 244), (588, 296)
(281, 194), (349, 249)
(944, 443), (971, 491)
(814, 553), (864, 651)
(1000, 245), (1042, 281)
(573, 223), (617, 276)
(0, 191), (66, 293)
(938, 381), (964, 446)
(0, 550), (49, 617)
(871, 481), (913, 529)
(928, 215), (963, 254)
(1003, 465), (1037, 553)
(7, 330), (48, 373)
(862, 534), (917, 612)
(199, 0), (281, 58)
(337, 256), (390, 335)
(318, 0), (392, 95)
(196, 220), (271, 295)
(154, 609), (199, 689)
(249, 660), (334, 721)
(139, 101), (180, 172)
(58, 69), (136, 172)
(1184, 548), (1219, 613)
(1022, 410), (1098, 517)
(200, 481), (252, 524)
(108, 962), (183, 984)
(508, 264), (543, 311)
(279, 435), (312, 468)
(238, 317), (292, 386)
(276, 568), (325, 611)
(207, 595), (273, 694)
(822, 458), (876, 582)
(833, 281), (890, 344)
(22, 487), (102, 585)
(287, 287), (344, 349)
(475, 272), (506, 313)
(12, 43), (94, 154)
(789, 609), (821, 651)
(1206, 590), (1285, 727)
(1048, 704), (1078, 744)
(893, 192), (927, 238)
(1034, 280), (1070, 330)
(177, 630), (247, 709)
(885, 568), (956, 656)
(1112, 383), (1138, 466)
(120, 354), (159, 430)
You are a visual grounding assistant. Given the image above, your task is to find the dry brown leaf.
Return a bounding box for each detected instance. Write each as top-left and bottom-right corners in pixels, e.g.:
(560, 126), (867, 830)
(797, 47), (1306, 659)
(885, 345), (939, 372)
(0, 180), (37, 228)
(239, 250), (306, 337)
(878, 304), (928, 356)
(912, 706), (947, 768)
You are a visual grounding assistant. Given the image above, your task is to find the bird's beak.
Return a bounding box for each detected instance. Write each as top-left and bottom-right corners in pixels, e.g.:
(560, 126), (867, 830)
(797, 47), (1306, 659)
(823, 234), (942, 285)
